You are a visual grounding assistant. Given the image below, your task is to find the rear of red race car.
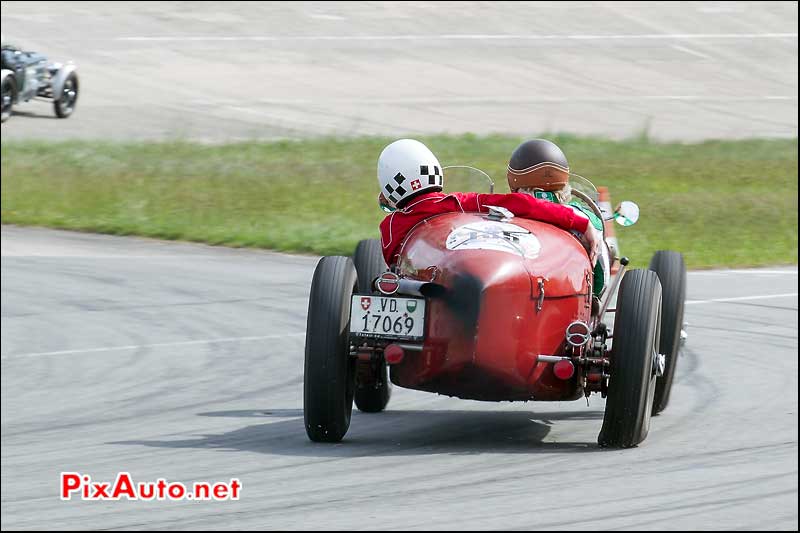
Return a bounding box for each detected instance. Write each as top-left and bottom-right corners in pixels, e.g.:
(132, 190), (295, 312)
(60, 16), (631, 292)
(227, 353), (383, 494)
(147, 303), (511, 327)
(304, 209), (683, 449)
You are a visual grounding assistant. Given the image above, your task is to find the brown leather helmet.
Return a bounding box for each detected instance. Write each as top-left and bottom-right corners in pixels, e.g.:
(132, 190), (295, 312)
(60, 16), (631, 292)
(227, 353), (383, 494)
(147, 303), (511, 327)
(507, 139), (569, 192)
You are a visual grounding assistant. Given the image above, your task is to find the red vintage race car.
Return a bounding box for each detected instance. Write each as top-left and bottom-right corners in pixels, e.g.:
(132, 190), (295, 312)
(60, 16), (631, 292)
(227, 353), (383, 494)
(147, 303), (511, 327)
(304, 170), (686, 448)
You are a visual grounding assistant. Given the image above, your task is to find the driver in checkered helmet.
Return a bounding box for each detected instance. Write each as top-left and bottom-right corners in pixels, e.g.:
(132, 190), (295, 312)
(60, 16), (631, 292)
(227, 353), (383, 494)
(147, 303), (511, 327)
(377, 139), (601, 267)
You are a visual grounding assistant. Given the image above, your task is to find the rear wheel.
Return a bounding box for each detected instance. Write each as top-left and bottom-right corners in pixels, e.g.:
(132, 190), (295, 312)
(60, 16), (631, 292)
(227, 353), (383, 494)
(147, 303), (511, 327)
(352, 239), (392, 413)
(599, 269), (662, 448)
(1, 76), (15, 123)
(304, 256), (358, 442)
(54, 72), (78, 118)
(649, 251), (686, 415)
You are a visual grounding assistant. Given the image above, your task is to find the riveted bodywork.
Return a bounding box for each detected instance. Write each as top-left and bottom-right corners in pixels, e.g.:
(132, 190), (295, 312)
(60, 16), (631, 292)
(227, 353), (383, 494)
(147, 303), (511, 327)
(389, 212), (593, 401)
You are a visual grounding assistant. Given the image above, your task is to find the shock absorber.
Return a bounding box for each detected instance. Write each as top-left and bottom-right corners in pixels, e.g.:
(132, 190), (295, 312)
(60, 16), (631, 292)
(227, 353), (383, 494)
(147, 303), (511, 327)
(581, 322), (611, 397)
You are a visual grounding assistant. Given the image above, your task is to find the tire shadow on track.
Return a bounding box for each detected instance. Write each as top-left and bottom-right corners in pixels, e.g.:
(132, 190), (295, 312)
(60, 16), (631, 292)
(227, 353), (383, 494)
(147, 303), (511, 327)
(111, 409), (604, 457)
(6, 110), (58, 120)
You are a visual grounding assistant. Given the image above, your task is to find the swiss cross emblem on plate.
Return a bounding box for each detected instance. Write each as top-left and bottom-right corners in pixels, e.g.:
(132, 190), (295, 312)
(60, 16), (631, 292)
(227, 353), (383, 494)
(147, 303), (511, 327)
(410, 179), (421, 191)
(361, 297), (371, 311)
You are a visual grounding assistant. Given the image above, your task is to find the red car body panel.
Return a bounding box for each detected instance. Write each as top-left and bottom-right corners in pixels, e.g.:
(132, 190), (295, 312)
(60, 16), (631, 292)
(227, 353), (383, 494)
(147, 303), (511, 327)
(390, 212), (593, 401)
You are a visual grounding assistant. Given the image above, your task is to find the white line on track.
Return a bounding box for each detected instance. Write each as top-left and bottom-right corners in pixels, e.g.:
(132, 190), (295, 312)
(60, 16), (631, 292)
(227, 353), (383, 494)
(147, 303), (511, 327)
(116, 32), (798, 42)
(202, 95), (798, 107)
(685, 293), (798, 306)
(1, 333), (305, 360)
(671, 44), (713, 59)
(689, 270), (798, 276)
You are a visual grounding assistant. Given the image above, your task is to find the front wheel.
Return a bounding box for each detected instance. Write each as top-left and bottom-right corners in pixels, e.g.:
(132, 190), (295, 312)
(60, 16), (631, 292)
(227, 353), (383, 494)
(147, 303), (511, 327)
(649, 251), (686, 415)
(304, 256), (358, 442)
(54, 72), (78, 118)
(598, 269), (662, 448)
(352, 239), (392, 413)
(1, 76), (15, 123)
(352, 239), (387, 294)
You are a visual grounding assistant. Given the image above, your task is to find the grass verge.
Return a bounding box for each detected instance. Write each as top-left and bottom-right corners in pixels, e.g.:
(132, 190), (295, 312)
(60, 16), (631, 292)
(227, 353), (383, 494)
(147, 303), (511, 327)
(1, 134), (797, 268)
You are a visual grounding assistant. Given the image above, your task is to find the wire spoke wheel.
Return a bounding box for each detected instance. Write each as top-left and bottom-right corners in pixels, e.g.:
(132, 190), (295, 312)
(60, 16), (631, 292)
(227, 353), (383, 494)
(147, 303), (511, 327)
(54, 72), (78, 118)
(1, 77), (14, 123)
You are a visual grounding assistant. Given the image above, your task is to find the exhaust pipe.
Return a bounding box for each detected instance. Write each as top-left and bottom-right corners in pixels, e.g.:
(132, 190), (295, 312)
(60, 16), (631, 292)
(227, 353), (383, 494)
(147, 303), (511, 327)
(397, 278), (446, 298)
(373, 273), (446, 298)
(373, 272), (481, 331)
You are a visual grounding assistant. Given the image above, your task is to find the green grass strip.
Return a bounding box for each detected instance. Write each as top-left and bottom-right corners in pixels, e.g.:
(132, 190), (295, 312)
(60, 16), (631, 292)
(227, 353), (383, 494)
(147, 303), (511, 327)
(1, 134), (797, 268)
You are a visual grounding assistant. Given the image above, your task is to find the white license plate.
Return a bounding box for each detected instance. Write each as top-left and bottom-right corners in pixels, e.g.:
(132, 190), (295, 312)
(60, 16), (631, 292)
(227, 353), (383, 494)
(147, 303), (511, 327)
(350, 295), (426, 340)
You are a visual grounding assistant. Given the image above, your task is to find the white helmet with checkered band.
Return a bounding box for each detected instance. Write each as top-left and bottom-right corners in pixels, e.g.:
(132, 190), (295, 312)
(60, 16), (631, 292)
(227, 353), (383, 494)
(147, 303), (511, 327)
(377, 139), (443, 209)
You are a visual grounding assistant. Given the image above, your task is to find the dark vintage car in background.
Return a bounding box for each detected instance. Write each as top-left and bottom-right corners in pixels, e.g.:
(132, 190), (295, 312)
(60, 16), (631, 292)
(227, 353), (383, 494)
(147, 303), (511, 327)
(1, 44), (78, 123)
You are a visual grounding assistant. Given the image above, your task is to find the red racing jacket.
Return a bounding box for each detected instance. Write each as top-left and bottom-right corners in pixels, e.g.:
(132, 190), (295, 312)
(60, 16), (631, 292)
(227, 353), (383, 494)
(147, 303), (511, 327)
(379, 191), (590, 266)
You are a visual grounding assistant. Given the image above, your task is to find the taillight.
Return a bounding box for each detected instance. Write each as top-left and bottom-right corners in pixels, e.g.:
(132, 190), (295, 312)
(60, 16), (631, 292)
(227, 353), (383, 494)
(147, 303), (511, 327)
(384, 344), (404, 365)
(376, 272), (400, 295)
(553, 359), (575, 380)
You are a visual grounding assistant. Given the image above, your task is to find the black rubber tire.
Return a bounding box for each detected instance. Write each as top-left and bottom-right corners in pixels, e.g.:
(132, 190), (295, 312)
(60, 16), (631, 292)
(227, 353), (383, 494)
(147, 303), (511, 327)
(598, 269), (662, 448)
(352, 239), (387, 294)
(355, 362), (392, 413)
(54, 72), (78, 118)
(303, 256), (358, 442)
(352, 238), (392, 413)
(649, 251), (686, 415)
(1, 76), (15, 123)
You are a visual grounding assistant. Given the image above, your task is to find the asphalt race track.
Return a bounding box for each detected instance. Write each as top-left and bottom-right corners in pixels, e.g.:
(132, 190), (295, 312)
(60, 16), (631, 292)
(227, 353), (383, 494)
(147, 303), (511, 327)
(1, 226), (797, 530)
(1, 1), (797, 141)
